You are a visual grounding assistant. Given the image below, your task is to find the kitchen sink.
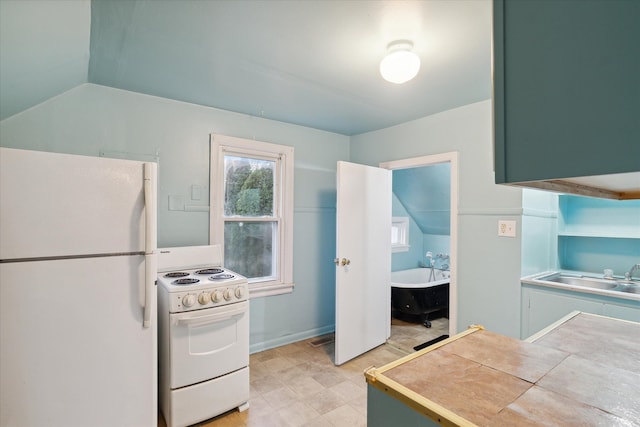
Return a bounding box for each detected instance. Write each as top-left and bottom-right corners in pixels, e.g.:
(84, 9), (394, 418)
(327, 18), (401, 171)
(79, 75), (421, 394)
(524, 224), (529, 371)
(616, 282), (640, 294)
(538, 273), (640, 294)
(544, 275), (618, 290)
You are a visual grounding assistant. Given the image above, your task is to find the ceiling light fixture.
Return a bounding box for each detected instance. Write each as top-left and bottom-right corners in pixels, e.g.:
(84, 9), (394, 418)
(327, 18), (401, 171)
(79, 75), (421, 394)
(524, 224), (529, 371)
(379, 40), (421, 84)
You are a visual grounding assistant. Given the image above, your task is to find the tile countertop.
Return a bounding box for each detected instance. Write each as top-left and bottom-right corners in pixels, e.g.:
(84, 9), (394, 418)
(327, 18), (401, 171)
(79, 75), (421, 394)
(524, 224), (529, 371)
(365, 312), (640, 426)
(521, 270), (640, 302)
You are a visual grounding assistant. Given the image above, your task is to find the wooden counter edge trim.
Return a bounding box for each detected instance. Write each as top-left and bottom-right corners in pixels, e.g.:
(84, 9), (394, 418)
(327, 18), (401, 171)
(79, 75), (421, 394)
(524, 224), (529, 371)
(364, 368), (477, 427)
(524, 311), (581, 343)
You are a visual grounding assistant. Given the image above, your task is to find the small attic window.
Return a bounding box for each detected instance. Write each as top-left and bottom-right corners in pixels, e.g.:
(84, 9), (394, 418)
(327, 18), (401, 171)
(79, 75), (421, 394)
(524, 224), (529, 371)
(391, 217), (409, 253)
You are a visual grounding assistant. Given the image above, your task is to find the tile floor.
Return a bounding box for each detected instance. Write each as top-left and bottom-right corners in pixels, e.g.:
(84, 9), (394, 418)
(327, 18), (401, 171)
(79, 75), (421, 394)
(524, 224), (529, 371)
(159, 317), (448, 427)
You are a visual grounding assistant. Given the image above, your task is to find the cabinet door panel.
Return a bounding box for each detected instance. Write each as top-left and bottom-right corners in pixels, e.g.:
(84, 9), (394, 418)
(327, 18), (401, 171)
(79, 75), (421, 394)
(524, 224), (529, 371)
(494, 0), (640, 184)
(603, 304), (640, 323)
(526, 289), (603, 337)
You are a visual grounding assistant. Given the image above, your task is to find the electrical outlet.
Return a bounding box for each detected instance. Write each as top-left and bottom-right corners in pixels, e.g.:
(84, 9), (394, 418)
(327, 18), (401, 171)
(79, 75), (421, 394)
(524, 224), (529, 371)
(498, 220), (516, 237)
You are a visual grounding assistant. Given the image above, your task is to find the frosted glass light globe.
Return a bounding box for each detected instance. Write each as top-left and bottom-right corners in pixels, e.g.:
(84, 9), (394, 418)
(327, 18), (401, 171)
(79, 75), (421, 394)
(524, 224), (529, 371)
(380, 42), (421, 84)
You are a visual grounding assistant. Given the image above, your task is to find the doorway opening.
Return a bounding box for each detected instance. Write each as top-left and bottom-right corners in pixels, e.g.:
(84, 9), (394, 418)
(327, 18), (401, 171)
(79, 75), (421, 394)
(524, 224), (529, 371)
(380, 152), (458, 352)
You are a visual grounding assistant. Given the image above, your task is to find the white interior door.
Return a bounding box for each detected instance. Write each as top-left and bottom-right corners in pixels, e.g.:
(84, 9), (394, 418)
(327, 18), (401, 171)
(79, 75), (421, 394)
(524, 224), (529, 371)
(335, 161), (391, 365)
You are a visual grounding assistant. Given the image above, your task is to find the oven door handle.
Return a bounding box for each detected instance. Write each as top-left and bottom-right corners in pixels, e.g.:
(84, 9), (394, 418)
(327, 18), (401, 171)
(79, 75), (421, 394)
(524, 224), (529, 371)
(172, 301), (248, 327)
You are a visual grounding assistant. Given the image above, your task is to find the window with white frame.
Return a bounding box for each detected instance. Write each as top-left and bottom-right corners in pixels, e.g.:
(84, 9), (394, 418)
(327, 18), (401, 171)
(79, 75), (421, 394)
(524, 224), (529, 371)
(210, 134), (294, 297)
(391, 217), (410, 252)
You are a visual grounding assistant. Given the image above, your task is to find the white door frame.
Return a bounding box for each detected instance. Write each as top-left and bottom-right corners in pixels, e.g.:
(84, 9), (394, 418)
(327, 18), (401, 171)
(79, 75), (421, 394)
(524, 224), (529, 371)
(379, 151), (459, 336)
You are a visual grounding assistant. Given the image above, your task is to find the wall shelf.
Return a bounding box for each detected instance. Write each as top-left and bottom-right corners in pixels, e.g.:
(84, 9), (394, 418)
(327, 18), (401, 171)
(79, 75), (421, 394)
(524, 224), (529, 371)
(556, 195), (640, 274)
(557, 232), (640, 239)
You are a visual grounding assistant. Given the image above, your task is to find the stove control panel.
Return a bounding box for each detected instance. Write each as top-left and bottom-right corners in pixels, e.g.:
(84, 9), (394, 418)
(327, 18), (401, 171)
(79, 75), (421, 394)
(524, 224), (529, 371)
(168, 283), (249, 312)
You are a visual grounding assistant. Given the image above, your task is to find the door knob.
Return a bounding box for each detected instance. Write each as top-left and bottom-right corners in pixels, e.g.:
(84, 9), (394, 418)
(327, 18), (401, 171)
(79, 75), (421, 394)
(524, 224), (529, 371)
(334, 258), (351, 266)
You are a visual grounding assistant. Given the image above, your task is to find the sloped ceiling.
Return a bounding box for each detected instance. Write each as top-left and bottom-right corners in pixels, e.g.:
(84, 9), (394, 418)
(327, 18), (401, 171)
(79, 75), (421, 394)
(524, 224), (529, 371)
(393, 164), (450, 235)
(0, 0), (492, 136)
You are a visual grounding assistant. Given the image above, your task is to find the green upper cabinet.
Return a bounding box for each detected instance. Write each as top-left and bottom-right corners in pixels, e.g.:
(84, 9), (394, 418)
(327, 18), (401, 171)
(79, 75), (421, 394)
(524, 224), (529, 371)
(493, 0), (640, 199)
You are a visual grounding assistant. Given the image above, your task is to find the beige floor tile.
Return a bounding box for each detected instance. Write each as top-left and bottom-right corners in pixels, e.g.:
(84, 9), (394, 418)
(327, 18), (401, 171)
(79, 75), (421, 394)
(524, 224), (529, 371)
(302, 416), (333, 427)
(262, 355), (297, 373)
(322, 404), (366, 427)
(310, 369), (348, 388)
(277, 401), (321, 427)
(262, 386), (300, 410)
(250, 373), (285, 396)
(348, 394), (368, 416)
(328, 380), (366, 402)
(305, 388), (346, 415)
(243, 395), (273, 418)
(285, 375), (326, 398)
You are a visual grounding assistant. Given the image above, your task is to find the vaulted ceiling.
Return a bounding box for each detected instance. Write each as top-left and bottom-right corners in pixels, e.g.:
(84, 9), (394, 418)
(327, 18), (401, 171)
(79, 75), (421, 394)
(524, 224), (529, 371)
(1, 0), (492, 135)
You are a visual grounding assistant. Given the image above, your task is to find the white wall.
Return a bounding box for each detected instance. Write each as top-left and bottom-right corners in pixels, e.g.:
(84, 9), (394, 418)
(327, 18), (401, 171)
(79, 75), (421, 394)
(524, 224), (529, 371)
(0, 83), (349, 352)
(351, 100), (524, 337)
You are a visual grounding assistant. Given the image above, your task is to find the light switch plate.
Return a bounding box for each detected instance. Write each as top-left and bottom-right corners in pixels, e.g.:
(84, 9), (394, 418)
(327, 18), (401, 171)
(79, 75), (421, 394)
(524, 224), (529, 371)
(498, 220), (516, 237)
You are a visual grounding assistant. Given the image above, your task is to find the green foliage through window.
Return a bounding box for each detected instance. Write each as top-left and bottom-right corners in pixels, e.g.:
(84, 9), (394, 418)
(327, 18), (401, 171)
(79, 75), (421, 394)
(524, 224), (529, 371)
(224, 156), (274, 216)
(223, 155), (276, 280)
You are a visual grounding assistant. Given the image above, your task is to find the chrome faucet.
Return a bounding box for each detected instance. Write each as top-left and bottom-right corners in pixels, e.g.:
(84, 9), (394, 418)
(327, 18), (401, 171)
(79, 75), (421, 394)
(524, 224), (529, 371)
(624, 263), (640, 281)
(425, 252), (435, 281)
(425, 251), (434, 268)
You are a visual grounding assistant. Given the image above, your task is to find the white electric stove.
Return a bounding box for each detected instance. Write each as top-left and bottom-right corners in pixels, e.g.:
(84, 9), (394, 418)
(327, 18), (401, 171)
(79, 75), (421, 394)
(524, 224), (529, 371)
(157, 245), (249, 427)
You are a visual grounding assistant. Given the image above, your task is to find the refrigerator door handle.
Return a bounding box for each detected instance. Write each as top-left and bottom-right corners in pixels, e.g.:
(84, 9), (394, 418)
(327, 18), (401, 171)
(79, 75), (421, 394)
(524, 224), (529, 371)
(143, 163), (158, 328)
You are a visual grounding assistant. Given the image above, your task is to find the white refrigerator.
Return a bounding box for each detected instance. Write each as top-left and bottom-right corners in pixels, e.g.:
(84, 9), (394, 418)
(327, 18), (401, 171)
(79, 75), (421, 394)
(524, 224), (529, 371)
(0, 147), (158, 427)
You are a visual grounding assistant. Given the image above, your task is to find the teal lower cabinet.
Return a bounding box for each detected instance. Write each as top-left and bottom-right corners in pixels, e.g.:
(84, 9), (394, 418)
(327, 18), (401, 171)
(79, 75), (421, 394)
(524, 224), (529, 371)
(521, 284), (640, 338)
(367, 385), (440, 427)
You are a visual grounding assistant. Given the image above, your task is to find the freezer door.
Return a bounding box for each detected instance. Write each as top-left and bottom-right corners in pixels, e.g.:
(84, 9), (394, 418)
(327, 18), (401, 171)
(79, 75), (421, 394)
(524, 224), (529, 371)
(0, 148), (150, 260)
(0, 256), (157, 427)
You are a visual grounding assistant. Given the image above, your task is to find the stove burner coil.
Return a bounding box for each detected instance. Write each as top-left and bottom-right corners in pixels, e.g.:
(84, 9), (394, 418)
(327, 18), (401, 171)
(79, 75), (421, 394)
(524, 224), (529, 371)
(195, 268), (224, 275)
(164, 272), (189, 278)
(210, 273), (235, 280)
(172, 278), (200, 285)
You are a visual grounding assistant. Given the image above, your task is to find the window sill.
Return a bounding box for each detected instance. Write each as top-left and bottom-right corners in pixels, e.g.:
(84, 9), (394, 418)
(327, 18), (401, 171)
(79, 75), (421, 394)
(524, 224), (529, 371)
(392, 245), (410, 253)
(249, 282), (295, 298)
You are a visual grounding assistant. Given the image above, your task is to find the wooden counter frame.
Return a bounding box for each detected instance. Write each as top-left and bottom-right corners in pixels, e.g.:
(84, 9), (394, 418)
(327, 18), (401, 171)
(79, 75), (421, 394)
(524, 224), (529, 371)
(364, 326), (484, 427)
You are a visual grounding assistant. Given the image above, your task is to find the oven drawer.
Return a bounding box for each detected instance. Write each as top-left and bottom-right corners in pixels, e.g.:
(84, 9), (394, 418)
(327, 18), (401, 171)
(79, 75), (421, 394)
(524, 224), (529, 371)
(168, 301), (249, 389)
(163, 367), (249, 427)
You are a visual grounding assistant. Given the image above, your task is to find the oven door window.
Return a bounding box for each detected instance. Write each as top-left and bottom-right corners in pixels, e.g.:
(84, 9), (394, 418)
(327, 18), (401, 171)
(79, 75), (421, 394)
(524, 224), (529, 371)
(168, 301), (249, 389)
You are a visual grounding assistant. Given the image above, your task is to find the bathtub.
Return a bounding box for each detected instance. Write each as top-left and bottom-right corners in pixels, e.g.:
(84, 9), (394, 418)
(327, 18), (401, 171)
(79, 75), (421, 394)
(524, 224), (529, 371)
(390, 268), (450, 327)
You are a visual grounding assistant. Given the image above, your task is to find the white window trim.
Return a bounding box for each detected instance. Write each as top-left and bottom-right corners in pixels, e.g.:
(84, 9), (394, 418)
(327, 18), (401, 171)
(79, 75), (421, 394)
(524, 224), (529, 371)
(391, 216), (410, 253)
(210, 133), (294, 298)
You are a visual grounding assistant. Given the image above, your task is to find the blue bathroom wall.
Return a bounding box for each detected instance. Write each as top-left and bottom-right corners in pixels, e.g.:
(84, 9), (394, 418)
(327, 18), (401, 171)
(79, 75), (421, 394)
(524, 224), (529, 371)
(0, 83), (350, 353)
(392, 164), (451, 271)
(422, 234), (451, 269)
(392, 164), (451, 235)
(391, 193), (424, 271)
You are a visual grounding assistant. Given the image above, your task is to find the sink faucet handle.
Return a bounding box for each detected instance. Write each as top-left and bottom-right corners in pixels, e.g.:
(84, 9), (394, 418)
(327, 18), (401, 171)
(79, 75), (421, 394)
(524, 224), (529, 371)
(626, 263), (640, 281)
(603, 269), (614, 279)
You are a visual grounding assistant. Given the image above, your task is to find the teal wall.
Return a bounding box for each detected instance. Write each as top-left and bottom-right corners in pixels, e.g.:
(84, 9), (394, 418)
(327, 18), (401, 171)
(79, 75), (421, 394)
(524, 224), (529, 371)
(351, 100), (525, 337)
(0, 83), (349, 353)
(0, 0), (90, 120)
(520, 191), (640, 279)
(521, 189), (558, 277)
(557, 196), (640, 276)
